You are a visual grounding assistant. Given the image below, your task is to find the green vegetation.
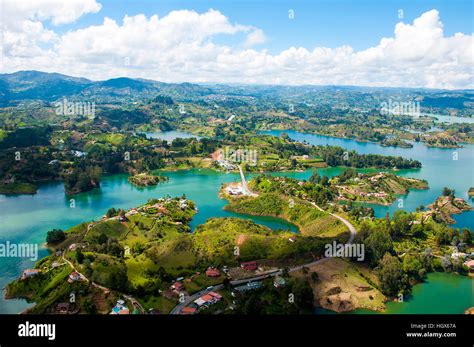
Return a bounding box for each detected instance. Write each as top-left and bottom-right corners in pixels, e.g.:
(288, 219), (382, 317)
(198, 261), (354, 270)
(234, 277), (314, 314)
(128, 172), (168, 187)
(0, 182), (37, 194)
(46, 229), (65, 244)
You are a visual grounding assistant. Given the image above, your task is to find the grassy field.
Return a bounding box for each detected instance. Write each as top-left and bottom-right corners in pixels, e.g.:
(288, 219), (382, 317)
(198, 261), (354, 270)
(291, 258), (386, 312)
(224, 192), (348, 238)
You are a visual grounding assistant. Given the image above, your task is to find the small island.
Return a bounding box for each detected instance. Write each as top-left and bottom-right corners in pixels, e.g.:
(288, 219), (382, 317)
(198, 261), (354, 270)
(468, 187), (474, 198)
(427, 189), (473, 224)
(0, 181), (37, 194)
(381, 137), (413, 148)
(128, 172), (168, 187)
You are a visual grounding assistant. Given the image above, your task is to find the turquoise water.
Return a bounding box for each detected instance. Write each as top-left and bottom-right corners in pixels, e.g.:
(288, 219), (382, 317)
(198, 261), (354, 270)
(1, 130), (472, 314)
(316, 272), (473, 314)
(0, 170), (297, 313)
(260, 130), (474, 230)
(419, 114), (474, 124)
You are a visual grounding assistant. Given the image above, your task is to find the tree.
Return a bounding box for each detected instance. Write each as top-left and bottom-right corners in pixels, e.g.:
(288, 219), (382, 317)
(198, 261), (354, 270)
(46, 229), (65, 244)
(461, 228), (472, 244)
(364, 227), (393, 266)
(76, 249), (84, 264)
(309, 171), (321, 184)
(442, 187), (455, 198)
(106, 208), (118, 218)
(402, 254), (424, 280)
(376, 253), (405, 297)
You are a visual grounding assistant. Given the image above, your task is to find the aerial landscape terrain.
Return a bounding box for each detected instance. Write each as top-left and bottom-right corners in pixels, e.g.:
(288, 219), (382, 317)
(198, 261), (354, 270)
(0, 1), (472, 330)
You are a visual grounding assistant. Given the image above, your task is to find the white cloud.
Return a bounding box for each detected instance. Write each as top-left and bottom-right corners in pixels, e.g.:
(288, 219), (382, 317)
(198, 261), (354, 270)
(2, 0), (102, 25)
(243, 29), (267, 47)
(1, 5), (473, 89)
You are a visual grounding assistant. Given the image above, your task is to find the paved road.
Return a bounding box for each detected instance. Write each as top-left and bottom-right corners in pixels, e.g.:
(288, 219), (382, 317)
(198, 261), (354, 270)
(310, 202), (357, 243)
(238, 165), (257, 197)
(169, 195), (358, 314)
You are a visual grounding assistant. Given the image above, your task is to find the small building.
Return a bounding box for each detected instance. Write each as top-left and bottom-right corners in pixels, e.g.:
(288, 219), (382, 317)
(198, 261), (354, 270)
(171, 281), (184, 291)
(194, 297), (207, 307)
(274, 277), (286, 288)
(451, 252), (467, 260)
(463, 260), (474, 272)
(208, 291), (222, 301)
(180, 307), (197, 315)
(194, 291), (222, 307)
(240, 261), (257, 271)
(110, 300), (129, 315)
(55, 303), (70, 314)
(21, 269), (40, 280)
(205, 267), (221, 277)
(234, 281), (262, 292)
(67, 271), (82, 283)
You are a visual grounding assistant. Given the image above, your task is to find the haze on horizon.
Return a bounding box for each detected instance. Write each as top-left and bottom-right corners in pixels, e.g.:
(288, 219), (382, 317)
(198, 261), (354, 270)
(1, 0), (473, 90)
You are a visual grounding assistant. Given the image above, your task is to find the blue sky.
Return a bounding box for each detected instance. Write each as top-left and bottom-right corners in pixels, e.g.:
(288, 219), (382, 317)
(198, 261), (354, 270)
(3, 0), (473, 88)
(51, 0), (473, 53)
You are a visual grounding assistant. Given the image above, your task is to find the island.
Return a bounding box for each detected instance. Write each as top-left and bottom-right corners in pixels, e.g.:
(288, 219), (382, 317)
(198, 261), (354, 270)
(0, 181), (37, 194)
(128, 172), (168, 187)
(427, 191), (473, 224)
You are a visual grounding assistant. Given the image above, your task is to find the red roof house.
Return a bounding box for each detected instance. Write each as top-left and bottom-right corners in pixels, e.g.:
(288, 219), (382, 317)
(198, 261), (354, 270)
(240, 261), (257, 271)
(205, 267), (221, 277)
(180, 307), (197, 315)
(172, 281), (184, 291)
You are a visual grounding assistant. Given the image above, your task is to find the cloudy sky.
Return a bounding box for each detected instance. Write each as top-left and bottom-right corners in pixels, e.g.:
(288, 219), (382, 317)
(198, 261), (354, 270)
(1, 0), (473, 89)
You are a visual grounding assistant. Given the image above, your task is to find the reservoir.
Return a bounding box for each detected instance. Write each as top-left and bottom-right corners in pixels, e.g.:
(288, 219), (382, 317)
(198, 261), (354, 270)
(1, 130), (472, 314)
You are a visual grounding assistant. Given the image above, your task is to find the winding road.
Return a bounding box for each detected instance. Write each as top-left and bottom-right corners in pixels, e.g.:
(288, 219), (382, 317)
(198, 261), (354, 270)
(169, 192), (358, 314)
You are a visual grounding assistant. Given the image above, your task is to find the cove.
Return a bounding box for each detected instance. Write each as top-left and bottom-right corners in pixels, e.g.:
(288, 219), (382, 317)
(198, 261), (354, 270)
(0, 169), (297, 313)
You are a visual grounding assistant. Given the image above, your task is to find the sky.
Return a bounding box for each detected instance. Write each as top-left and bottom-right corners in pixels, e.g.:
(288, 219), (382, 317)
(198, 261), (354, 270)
(1, 0), (473, 89)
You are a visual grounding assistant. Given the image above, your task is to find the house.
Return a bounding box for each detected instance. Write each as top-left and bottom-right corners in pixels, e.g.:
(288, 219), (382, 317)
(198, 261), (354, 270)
(208, 292), (222, 301)
(194, 298), (207, 307)
(463, 260), (474, 272)
(240, 261), (257, 271)
(55, 303), (70, 314)
(110, 300), (129, 315)
(171, 281), (184, 291)
(67, 271), (82, 283)
(21, 269), (40, 280)
(180, 307), (197, 315)
(193, 292), (222, 307)
(274, 277), (286, 288)
(451, 252), (467, 260)
(205, 267), (221, 277)
(234, 281), (262, 292)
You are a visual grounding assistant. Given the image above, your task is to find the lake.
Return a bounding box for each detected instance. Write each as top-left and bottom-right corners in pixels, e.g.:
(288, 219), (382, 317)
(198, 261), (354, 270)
(260, 130), (474, 231)
(0, 130), (472, 314)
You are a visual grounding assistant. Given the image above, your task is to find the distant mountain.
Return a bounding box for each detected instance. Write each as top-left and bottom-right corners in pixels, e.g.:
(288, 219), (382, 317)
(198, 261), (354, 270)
(0, 71), (472, 113)
(0, 71), (92, 103)
(0, 71), (213, 105)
